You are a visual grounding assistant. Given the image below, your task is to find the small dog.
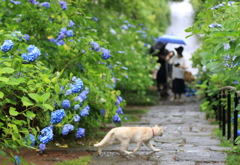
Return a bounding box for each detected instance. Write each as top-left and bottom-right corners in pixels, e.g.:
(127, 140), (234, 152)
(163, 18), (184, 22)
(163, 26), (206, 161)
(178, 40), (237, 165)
(94, 125), (163, 155)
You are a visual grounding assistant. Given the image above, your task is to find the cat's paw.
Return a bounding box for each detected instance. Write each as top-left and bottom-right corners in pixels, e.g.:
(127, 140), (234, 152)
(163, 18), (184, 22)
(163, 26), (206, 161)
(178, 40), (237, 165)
(125, 151), (133, 155)
(154, 149), (160, 152)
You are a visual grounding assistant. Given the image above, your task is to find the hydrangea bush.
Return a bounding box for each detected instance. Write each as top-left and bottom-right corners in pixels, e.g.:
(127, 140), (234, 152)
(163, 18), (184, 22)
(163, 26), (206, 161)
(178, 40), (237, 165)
(0, 0), (170, 163)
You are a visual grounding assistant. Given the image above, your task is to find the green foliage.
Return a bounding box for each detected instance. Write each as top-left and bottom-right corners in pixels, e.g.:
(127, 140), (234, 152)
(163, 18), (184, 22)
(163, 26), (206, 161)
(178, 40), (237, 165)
(187, 0), (240, 117)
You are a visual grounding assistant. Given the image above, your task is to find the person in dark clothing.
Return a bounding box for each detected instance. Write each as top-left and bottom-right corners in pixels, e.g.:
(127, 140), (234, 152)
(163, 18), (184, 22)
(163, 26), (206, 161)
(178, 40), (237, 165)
(149, 42), (175, 97)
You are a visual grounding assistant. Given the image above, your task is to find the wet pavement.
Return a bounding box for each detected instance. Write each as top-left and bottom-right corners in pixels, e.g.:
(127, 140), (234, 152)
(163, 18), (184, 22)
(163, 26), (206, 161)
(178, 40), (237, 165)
(87, 97), (231, 165)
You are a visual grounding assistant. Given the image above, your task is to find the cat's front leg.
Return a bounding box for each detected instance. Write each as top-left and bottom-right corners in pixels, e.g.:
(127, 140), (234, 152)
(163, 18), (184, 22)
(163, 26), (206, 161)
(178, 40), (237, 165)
(145, 141), (160, 152)
(120, 140), (132, 155)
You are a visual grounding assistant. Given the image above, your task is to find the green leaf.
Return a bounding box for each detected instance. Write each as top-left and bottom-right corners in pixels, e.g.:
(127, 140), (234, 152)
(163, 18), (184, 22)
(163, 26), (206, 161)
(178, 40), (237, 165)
(236, 104), (240, 110)
(42, 104), (53, 110)
(0, 149), (6, 157)
(233, 46), (240, 55)
(0, 91), (3, 98)
(26, 111), (36, 119)
(206, 61), (223, 71)
(41, 92), (50, 102)
(7, 77), (20, 85)
(43, 77), (51, 84)
(21, 96), (34, 107)
(55, 83), (60, 94)
(28, 93), (39, 102)
(0, 77), (9, 83)
(9, 107), (19, 116)
(1, 67), (15, 74)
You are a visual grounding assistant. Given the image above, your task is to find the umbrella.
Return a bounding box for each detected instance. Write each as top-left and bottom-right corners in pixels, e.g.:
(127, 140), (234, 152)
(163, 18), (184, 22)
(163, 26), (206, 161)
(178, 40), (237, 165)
(157, 34), (186, 45)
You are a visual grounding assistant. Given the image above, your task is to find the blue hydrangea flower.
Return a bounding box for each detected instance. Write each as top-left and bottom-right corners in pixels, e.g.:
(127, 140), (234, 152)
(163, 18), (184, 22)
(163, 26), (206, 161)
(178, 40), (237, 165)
(69, 20), (75, 27)
(234, 81), (239, 84)
(66, 30), (74, 37)
(72, 76), (77, 82)
(59, 1), (67, 10)
(100, 109), (105, 116)
(14, 156), (20, 165)
(101, 48), (110, 60)
(21, 45), (41, 62)
(57, 40), (65, 46)
(76, 128), (85, 138)
(29, 0), (39, 5)
(80, 105), (90, 117)
(74, 104), (80, 110)
(40, 2), (50, 8)
(62, 99), (71, 109)
(113, 115), (121, 123)
(10, 0), (21, 5)
(115, 99), (120, 105)
(38, 126), (54, 144)
(118, 96), (123, 102)
(121, 25), (128, 30)
(71, 78), (84, 93)
(39, 143), (46, 153)
(116, 106), (124, 115)
(56, 32), (65, 40)
(92, 17), (98, 21)
(115, 96), (122, 105)
(208, 23), (222, 28)
(73, 115), (81, 122)
(11, 31), (22, 40)
(112, 77), (117, 83)
(24, 134), (36, 147)
(65, 89), (72, 96)
(60, 28), (67, 34)
(121, 66), (128, 70)
(210, 4), (224, 10)
(50, 109), (65, 124)
(62, 124), (74, 135)
(77, 89), (89, 102)
(90, 41), (100, 51)
(1, 40), (14, 52)
(23, 34), (30, 41)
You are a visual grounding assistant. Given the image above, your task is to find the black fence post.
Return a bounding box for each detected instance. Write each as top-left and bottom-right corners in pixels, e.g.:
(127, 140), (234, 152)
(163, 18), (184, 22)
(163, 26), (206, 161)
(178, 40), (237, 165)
(222, 90), (226, 137)
(227, 90), (231, 140)
(218, 91), (222, 129)
(234, 93), (239, 145)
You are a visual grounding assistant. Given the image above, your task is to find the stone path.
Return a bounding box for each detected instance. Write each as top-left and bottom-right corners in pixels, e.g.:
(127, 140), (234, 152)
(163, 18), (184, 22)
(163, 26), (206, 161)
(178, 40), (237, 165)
(88, 98), (231, 165)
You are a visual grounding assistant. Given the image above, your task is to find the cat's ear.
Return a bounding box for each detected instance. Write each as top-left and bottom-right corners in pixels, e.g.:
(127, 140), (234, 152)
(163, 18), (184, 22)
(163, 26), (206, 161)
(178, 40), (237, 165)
(155, 124), (158, 127)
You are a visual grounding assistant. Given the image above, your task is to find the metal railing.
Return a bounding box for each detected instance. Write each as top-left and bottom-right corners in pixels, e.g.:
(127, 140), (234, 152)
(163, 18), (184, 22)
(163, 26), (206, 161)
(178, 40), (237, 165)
(217, 86), (239, 145)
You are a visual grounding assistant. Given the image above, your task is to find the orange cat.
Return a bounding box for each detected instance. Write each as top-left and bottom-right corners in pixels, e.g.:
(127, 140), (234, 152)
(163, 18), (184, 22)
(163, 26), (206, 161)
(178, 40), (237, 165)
(94, 125), (163, 155)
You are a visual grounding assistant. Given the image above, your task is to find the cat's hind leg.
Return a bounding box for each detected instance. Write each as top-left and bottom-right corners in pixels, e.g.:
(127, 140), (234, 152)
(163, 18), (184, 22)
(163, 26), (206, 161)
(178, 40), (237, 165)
(98, 135), (116, 155)
(120, 139), (132, 154)
(145, 141), (160, 152)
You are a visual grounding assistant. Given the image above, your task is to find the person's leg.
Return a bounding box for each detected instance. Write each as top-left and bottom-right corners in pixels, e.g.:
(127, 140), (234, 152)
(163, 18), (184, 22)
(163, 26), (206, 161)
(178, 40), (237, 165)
(171, 93), (177, 101)
(178, 94), (182, 102)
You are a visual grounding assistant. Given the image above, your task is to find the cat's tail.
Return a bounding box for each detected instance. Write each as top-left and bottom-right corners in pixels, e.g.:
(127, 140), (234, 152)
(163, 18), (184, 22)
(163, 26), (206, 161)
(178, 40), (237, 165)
(93, 129), (115, 147)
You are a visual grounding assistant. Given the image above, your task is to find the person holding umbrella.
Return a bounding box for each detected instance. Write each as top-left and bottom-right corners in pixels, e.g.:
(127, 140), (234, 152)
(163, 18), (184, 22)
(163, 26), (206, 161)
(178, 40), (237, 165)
(149, 42), (175, 98)
(169, 46), (187, 102)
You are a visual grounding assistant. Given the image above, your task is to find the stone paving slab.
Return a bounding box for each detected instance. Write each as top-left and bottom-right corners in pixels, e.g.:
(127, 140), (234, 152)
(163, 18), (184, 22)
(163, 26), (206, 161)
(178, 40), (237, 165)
(175, 151), (227, 162)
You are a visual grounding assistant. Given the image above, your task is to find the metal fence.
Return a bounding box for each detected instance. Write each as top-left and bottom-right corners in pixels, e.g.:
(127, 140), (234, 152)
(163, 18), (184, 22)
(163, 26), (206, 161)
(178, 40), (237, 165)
(216, 86), (239, 145)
